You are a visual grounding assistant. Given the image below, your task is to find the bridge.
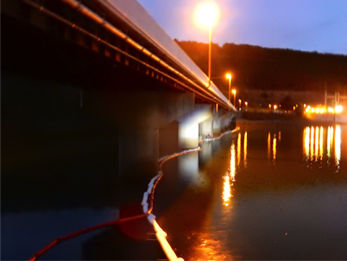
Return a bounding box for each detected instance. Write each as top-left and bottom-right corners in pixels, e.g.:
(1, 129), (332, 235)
(2, 0), (236, 188)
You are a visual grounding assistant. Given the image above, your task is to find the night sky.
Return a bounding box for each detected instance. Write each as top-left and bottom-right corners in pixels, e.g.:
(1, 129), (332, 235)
(137, 0), (347, 55)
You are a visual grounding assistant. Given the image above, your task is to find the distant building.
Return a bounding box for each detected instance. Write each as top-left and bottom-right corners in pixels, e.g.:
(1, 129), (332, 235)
(242, 90), (324, 107)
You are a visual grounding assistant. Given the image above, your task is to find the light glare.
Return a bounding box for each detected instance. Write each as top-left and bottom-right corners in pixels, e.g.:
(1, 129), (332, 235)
(196, 2), (218, 27)
(335, 105), (343, 113)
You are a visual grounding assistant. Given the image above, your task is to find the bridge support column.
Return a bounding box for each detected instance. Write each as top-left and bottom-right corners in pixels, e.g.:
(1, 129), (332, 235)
(212, 110), (237, 136)
(178, 121), (199, 149)
(199, 117), (213, 139)
(212, 118), (222, 136)
(90, 89), (195, 178)
(178, 105), (213, 149)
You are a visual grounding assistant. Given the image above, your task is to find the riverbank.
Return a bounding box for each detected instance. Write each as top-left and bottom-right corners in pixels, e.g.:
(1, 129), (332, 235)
(237, 110), (347, 125)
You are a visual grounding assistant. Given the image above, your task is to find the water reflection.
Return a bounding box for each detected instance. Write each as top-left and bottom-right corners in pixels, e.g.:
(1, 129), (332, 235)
(335, 125), (341, 172)
(192, 235), (233, 261)
(222, 174), (232, 206)
(320, 126), (324, 161)
(304, 127), (310, 160)
(273, 134), (277, 162)
(223, 141), (236, 207)
(267, 131), (280, 164)
(315, 126), (319, 161)
(267, 132), (271, 159)
(186, 123), (346, 261)
(222, 143), (235, 205)
(237, 133), (241, 167)
(223, 124), (344, 209)
(244, 132), (248, 168)
(223, 125), (344, 200)
(327, 126), (333, 158)
(310, 126), (314, 161)
(230, 143), (236, 182)
(303, 125), (341, 171)
(222, 131), (250, 207)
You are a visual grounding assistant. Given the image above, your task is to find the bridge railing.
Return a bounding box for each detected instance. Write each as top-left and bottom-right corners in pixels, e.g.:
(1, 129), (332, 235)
(95, 0), (232, 107)
(6, 0), (234, 110)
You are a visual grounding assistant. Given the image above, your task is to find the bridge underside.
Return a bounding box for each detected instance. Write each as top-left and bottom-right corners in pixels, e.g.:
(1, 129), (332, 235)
(2, 6), (235, 212)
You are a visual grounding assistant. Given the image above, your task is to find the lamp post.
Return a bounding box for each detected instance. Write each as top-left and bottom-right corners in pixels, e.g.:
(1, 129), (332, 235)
(226, 73), (232, 103)
(196, 3), (218, 87)
(232, 89), (236, 106)
(208, 24), (212, 87)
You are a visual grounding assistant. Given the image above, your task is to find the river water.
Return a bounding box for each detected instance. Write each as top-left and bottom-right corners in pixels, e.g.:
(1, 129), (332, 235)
(2, 121), (347, 260)
(157, 121), (347, 260)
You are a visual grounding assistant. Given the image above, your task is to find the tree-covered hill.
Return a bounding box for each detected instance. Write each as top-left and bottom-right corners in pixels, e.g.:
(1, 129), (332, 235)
(175, 40), (347, 98)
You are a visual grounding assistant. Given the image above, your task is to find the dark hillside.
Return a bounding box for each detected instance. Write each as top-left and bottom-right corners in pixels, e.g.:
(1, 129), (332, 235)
(175, 40), (347, 99)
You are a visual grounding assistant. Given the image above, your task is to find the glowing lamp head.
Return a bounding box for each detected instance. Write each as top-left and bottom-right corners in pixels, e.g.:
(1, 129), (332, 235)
(335, 105), (343, 113)
(232, 89), (236, 95)
(226, 73), (232, 80)
(196, 2), (218, 27)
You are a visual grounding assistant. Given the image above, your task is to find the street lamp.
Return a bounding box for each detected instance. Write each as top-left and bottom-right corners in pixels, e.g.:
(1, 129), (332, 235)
(232, 89), (236, 106)
(226, 73), (232, 103)
(196, 3), (218, 87)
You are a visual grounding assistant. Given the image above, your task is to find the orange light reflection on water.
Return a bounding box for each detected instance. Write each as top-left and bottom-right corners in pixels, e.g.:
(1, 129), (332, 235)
(319, 126), (324, 161)
(335, 125), (341, 171)
(197, 140), (237, 260)
(267, 132), (279, 164)
(230, 143), (236, 182)
(196, 141), (237, 260)
(267, 132), (271, 160)
(303, 125), (341, 171)
(191, 235), (234, 261)
(244, 132), (248, 168)
(237, 133), (241, 167)
(327, 126), (333, 158)
(222, 142), (237, 207)
(272, 134), (277, 162)
(315, 126), (320, 161)
(222, 174), (232, 206)
(304, 127), (310, 160)
(310, 126), (314, 161)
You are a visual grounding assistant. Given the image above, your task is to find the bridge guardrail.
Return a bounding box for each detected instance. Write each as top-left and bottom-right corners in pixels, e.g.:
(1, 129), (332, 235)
(19, 0), (234, 110)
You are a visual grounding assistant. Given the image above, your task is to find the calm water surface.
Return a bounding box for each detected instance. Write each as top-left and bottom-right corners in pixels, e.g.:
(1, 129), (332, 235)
(2, 122), (347, 260)
(158, 122), (347, 260)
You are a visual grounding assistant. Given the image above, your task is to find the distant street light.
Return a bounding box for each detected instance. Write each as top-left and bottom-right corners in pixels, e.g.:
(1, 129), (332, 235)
(196, 3), (218, 87)
(238, 99), (242, 109)
(245, 101), (248, 109)
(232, 89), (236, 106)
(226, 73), (232, 103)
